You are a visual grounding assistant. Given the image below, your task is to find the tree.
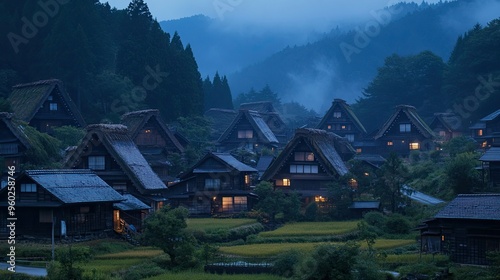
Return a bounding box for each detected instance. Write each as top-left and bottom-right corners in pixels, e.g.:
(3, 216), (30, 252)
(141, 206), (196, 267)
(375, 153), (409, 213)
(299, 243), (359, 280)
(445, 152), (482, 194)
(253, 181), (284, 223)
(442, 136), (476, 157)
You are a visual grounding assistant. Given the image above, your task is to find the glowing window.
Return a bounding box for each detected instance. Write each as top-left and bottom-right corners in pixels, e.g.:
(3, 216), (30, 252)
(315, 196), (327, 203)
(477, 129), (483, 136)
(238, 130), (253, 138)
(327, 125), (332, 130)
(409, 142), (420, 150)
(295, 152), (315, 161)
(244, 174), (251, 185)
(283, 179), (290, 186)
(387, 141), (393, 146)
(356, 148), (362, 153)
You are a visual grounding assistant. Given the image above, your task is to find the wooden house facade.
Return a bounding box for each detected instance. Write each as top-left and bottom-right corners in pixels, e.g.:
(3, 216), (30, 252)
(469, 109), (500, 149)
(7, 79), (85, 134)
(261, 128), (356, 205)
(316, 99), (367, 145)
(217, 109), (279, 153)
(429, 112), (462, 143)
(63, 124), (168, 229)
(0, 169), (123, 238)
(480, 146), (500, 188)
(419, 194), (500, 265)
(0, 112), (30, 173)
(121, 109), (185, 183)
(167, 152), (258, 216)
(371, 105), (435, 156)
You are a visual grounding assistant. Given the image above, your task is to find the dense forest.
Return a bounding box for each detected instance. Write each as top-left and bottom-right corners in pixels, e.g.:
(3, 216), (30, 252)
(0, 0), (205, 123)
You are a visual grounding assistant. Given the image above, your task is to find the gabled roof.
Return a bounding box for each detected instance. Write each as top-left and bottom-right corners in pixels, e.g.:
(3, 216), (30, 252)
(121, 109), (184, 153)
(115, 194), (151, 211)
(183, 152), (257, 177)
(317, 99), (367, 134)
(8, 79), (85, 127)
(256, 155), (274, 178)
(430, 112), (460, 132)
(374, 105), (435, 139)
(218, 109), (279, 144)
(0, 112), (31, 149)
(204, 108), (237, 140)
(262, 128), (355, 180)
(479, 147), (500, 162)
(480, 109), (500, 122)
(239, 101), (277, 113)
(24, 169), (124, 204)
(435, 194), (500, 220)
(64, 124), (167, 193)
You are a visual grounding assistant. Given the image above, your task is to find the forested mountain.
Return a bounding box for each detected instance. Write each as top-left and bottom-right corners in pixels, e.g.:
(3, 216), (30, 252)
(0, 0), (203, 123)
(228, 0), (500, 114)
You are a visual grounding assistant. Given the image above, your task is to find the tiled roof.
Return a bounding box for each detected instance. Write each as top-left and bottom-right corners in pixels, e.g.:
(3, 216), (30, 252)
(114, 194), (151, 211)
(480, 109), (500, 122)
(435, 194), (500, 220)
(213, 153), (257, 172)
(479, 147), (500, 162)
(25, 169), (124, 204)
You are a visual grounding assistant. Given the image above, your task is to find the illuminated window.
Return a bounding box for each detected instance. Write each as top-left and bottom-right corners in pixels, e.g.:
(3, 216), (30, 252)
(482, 141), (488, 148)
(349, 178), (358, 189)
(145, 129), (151, 133)
(49, 103), (58, 111)
(222, 196), (247, 212)
(283, 178), (290, 186)
(244, 174), (251, 185)
(21, 183), (37, 192)
(439, 131), (446, 137)
(315, 196), (327, 203)
(409, 142), (420, 150)
(387, 141), (393, 146)
(222, 197), (233, 212)
(327, 125), (332, 130)
(88, 156), (105, 170)
(477, 129), (483, 136)
(364, 172), (369, 176)
(356, 148), (362, 154)
(345, 134), (354, 142)
(205, 178), (221, 190)
(341, 125), (346, 130)
(333, 111), (341, 118)
(290, 165), (318, 174)
(295, 152), (315, 161)
(238, 130), (253, 138)
(400, 123), (411, 132)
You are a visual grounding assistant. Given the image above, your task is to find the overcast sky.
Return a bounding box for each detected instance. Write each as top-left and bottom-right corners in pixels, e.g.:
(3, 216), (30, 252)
(102, 0), (446, 32)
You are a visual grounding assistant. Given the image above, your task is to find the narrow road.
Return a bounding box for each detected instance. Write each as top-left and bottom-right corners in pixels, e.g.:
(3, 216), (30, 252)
(0, 263), (47, 277)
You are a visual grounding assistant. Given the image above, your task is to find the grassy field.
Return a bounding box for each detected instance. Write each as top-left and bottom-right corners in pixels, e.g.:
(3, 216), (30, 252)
(259, 221), (360, 237)
(148, 271), (284, 280)
(186, 218), (257, 232)
(219, 239), (416, 257)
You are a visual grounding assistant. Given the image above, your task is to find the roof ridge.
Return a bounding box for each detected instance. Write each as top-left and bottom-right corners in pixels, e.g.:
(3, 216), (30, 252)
(12, 79), (62, 89)
(86, 124), (128, 133)
(27, 169), (94, 175)
(457, 193), (500, 197)
(120, 109), (159, 120)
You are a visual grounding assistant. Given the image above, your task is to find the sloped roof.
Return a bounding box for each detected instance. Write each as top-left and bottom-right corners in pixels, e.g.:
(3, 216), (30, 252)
(402, 185), (445, 206)
(115, 194), (151, 211)
(8, 79), (85, 127)
(64, 124), (167, 193)
(204, 108), (237, 140)
(353, 154), (386, 168)
(480, 147), (500, 162)
(213, 153), (258, 172)
(183, 152), (257, 178)
(121, 109), (184, 153)
(480, 109), (500, 122)
(374, 105), (435, 139)
(317, 99), (367, 134)
(25, 169), (124, 204)
(0, 112), (31, 149)
(435, 194), (500, 220)
(256, 155), (274, 178)
(218, 109), (278, 144)
(262, 128), (354, 180)
(430, 112), (460, 132)
(239, 101), (277, 113)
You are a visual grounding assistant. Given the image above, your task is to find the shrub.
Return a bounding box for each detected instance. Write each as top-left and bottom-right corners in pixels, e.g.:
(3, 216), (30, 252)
(272, 249), (302, 277)
(304, 202), (317, 221)
(384, 214), (411, 234)
(363, 211), (387, 229)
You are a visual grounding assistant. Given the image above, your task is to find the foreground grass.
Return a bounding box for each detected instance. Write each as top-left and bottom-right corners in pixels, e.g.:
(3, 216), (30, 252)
(81, 247), (163, 275)
(219, 239), (415, 257)
(186, 218), (257, 232)
(259, 221), (360, 237)
(148, 271), (283, 280)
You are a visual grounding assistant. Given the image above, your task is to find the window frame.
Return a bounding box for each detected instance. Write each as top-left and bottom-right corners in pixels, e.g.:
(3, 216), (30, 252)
(88, 156), (106, 170)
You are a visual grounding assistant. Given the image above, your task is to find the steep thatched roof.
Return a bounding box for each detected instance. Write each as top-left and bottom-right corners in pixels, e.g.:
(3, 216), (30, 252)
(64, 124), (167, 193)
(430, 112), (460, 133)
(8, 79), (85, 127)
(218, 109), (279, 144)
(317, 98), (367, 134)
(261, 128), (355, 180)
(239, 101), (277, 113)
(0, 112), (31, 150)
(204, 108), (237, 140)
(374, 105), (435, 139)
(180, 151), (257, 179)
(121, 109), (184, 153)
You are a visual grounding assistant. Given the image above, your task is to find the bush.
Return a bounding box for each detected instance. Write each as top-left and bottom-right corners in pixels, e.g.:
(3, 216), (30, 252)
(304, 202), (317, 221)
(117, 262), (166, 280)
(272, 249), (302, 277)
(363, 211), (387, 229)
(298, 242), (359, 279)
(385, 214), (411, 234)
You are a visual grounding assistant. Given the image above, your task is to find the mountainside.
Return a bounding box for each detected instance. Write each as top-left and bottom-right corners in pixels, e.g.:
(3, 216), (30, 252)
(229, 0), (500, 113)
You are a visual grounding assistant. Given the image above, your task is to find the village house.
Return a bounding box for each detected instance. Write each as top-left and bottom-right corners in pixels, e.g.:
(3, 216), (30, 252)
(469, 109), (500, 149)
(217, 109), (279, 153)
(0, 169), (124, 238)
(479, 140), (500, 188)
(369, 105), (435, 156)
(419, 194), (500, 265)
(261, 128), (356, 206)
(7, 79), (86, 134)
(166, 152), (258, 216)
(239, 101), (289, 145)
(204, 108), (237, 141)
(63, 124), (168, 231)
(0, 112), (30, 173)
(429, 112), (462, 144)
(121, 109), (185, 183)
(316, 98), (367, 146)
